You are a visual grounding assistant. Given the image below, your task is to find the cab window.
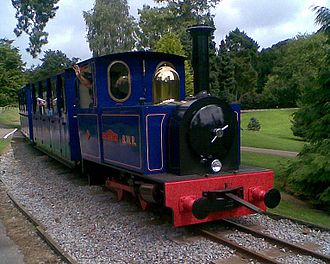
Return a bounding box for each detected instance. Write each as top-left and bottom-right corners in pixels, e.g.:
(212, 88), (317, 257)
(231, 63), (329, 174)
(153, 63), (180, 104)
(108, 61), (131, 102)
(73, 63), (95, 108)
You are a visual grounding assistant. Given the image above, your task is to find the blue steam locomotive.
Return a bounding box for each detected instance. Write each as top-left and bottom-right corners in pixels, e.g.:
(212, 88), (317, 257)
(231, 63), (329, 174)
(18, 26), (280, 227)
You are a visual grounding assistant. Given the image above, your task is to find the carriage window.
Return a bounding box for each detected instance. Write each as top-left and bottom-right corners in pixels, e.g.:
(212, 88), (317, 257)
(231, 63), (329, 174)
(153, 63), (180, 104)
(73, 63), (94, 108)
(50, 79), (57, 114)
(108, 61), (131, 102)
(59, 76), (66, 115)
(23, 91), (26, 112)
(37, 82), (47, 115)
(32, 84), (37, 114)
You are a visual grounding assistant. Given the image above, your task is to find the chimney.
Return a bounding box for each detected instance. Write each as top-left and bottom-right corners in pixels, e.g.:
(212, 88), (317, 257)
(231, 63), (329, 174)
(187, 25), (215, 95)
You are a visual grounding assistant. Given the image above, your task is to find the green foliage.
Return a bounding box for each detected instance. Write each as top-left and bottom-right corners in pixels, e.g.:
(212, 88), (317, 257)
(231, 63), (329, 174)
(239, 92), (270, 110)
(312, 6), (330, 33)
(285, 6), (330, 210)
(154, 32), (185, 55)
(138, 0), (221, 96)
(247, 117), (260, 131)
(0, 107), (20, 128)
(256, 47), (277, 93)
(26, 50), (79, 83)
(217, 28), (258, 102)
(84, 0), (138, 56)
(263, 33), (327, 108)
(138, 0), (220, 51)
(217, 40), (235, 102)
(154, 32), (194, 96)
(0, 39), (25, 106)
(11, 0), (60, 57)
(292, 72), (330, 141)
(285, 140), (330, 210)
(138, 5), (173, 49)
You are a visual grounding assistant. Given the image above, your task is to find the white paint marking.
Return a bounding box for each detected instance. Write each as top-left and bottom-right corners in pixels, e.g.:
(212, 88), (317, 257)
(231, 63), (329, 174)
(3, 128), (18, 139)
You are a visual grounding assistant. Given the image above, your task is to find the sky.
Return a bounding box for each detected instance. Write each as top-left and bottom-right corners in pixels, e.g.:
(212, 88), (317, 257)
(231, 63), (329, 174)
(1, 0), (329, 68)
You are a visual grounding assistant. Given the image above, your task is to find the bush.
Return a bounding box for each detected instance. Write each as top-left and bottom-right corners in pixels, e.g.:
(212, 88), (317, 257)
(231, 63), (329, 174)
(247, 117), (261, 131)
(285, 140), (330, 210)
(240, 92), (278, 110)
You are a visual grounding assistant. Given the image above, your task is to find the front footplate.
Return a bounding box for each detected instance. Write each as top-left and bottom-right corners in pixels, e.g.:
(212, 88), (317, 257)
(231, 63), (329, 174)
(164, 170), (279, 227)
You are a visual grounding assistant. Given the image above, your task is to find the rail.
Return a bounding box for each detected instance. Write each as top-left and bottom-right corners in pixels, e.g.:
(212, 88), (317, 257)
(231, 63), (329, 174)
(6, 191), (78, 264)
(197, 219), (330, 264)
(223, 219), (330, 262)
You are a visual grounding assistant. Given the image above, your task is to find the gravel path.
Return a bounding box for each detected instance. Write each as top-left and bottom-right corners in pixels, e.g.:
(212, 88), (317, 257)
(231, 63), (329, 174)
(0, 136), (233, 264)
(241, 146), (298, 157)
(0, 128), (15, 139)
(1, 134), (329, 264)
(230, 215), (330, 263)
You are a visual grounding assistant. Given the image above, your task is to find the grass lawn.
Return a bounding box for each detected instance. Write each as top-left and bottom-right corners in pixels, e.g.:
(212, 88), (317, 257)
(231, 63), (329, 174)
(268, 195), (330, 229)
(241, 151), (330, 229)
(0, 107), (19, 154)
(241, 109), (305, 152)
(0, 107), (20, 128)
(241, 152), (291, 188)
(0, 139), (11, 155)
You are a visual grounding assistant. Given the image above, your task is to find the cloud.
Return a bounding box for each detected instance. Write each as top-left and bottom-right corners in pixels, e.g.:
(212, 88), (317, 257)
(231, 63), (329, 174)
(42, 0), (94, 62)
(216, 0), (302, 29)
(213, 0), (328, 48)
(1, 0), (327, 66)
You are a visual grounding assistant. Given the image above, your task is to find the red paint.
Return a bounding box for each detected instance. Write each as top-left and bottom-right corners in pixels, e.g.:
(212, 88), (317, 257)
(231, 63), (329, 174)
(179, 195), (198, 213)
(105, 178), (135, 201)
(138, 195), (150, 210)
(249, 186), (267, 203)
(165, 170), (274, 227)
(102, 129), (119, 142)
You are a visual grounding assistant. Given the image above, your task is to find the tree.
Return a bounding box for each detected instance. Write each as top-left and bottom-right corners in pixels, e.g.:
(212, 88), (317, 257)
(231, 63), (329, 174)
(256, 47), (277, 94)
(312, 6), (330, 33)
(11, 0), (60, 58)
(285, 6), (330, 210)
(138, 0), (221, 51)
(137, 5), (172, 49)
(84, 0), (138, 56)
(216, 40), (235, 102)
(217, 28), (258, 102)
(0, 39), (25, 106)
(26, 50), (79, 83)
(154, 32), (194, 95)
(262, 33), (327, 108)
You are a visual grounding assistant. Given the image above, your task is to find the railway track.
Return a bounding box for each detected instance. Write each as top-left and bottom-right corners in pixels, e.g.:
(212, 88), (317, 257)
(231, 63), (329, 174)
(5, 187), (330, 264)
(6, 191), (77, 264)
(198, 219), (330, 264)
